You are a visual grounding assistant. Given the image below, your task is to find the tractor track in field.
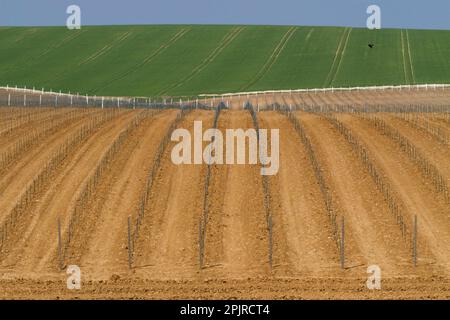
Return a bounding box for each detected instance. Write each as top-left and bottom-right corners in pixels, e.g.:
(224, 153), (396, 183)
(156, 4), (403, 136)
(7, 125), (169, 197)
(401, 29), (416, 85)
(93, 28), (190, 94)
(158, 27), (245, 95)
(78, 31), (133, 66)
(324, 27), (352, 87)
(242, 27), (298, 91)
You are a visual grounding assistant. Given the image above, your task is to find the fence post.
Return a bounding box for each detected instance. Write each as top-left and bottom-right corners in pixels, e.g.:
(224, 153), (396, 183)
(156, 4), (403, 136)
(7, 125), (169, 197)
(127, 216), (133, 269)
(39, 95), (42, 107)
(57, 217), (63, 270)
(23, 94), (26, 107)
(340, 216), (345, 269)
(8, 94), (10, 106)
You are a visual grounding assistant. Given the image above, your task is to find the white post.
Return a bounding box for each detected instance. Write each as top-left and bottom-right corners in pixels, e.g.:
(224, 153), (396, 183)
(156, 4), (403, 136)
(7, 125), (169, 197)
(117, 97), (120, 108)
(39, 95), (42, 107)
(101, 97), (104, 109)
(24, 94), (26, 107)
(8, 94), (10, 106)
(71, 95), (73, 106)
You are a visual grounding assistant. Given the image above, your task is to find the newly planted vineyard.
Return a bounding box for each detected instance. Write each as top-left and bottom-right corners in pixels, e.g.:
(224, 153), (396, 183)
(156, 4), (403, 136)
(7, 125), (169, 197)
(0, 101), (449, 299)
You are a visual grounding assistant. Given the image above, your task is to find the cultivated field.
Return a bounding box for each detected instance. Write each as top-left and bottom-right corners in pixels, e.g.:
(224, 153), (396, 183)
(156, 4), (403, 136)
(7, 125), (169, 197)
(0, 91), (449, 299)
(1, 26), (450, 96)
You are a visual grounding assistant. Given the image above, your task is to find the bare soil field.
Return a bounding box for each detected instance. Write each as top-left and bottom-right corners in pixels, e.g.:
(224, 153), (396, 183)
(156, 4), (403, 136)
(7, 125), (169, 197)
(202, 87), (450, 110)
(0, 102), (449, 299)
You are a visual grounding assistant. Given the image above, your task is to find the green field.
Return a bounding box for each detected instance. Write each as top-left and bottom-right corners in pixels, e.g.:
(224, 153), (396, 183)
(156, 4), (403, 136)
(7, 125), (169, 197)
(1, 25), (450, 97)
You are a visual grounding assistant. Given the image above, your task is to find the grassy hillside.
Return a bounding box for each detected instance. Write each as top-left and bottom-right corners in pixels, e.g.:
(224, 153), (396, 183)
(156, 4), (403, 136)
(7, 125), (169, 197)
(0, 25), (450, 97)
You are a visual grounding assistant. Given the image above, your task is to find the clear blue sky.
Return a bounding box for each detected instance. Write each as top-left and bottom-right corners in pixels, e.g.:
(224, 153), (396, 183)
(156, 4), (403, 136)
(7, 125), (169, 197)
(0, 0), (449, 30)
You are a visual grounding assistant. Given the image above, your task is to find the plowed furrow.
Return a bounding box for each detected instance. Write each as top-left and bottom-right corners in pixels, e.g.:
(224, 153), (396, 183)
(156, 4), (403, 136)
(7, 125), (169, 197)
(339, 114), (450, 275)
(73, 110), (179, 279)
(134, 110), (213, 279)
(0, 110), (115, 224)
(301, 113), (413, 275)
(1, 110), (138, 273)
(258, 111), (339, 276)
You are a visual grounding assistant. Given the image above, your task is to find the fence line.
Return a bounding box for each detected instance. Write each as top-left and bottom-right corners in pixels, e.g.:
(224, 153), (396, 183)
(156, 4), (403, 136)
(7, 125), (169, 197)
(4, 82), (450, 110)
(0, 86), (212, 110)
(199, 83), (450, 98)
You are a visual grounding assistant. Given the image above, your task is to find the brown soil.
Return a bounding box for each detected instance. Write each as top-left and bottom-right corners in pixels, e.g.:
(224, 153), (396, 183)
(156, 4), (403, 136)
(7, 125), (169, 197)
(0, 106), (448, 299)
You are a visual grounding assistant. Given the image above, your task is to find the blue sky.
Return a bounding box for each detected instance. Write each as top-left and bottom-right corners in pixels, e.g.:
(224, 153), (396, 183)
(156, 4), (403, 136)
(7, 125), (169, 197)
(0, 0), (449, 30)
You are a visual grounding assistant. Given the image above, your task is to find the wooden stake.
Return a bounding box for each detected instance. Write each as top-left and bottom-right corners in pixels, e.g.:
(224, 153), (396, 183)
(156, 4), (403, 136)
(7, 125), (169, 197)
(127, 216), (133, 269)
(268, 215), (273, 270)
(340, 216), (345, 269)
(413, 215), (418, 268)
(57, 217), (63, 270)
(199, 218), (203, 269)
